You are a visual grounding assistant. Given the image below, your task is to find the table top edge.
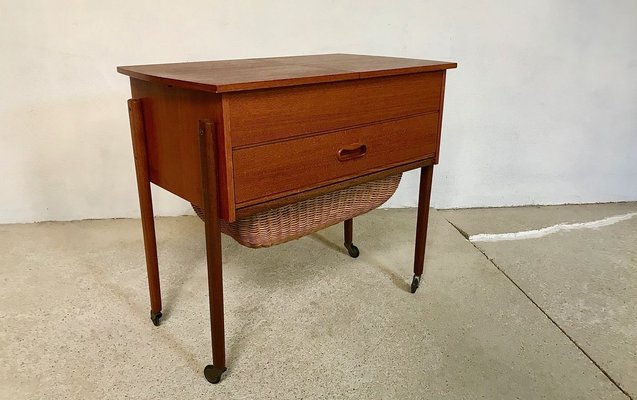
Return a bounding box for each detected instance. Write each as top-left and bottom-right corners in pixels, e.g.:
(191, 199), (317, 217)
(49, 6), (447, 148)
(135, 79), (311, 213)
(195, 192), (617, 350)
(117, 53), (457, 93)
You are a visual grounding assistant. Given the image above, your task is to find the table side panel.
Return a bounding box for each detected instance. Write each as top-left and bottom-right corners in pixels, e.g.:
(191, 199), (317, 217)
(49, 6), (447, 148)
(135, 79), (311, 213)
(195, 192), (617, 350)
(130, 79), (235, 220)
(224, 72), (443, 147)
(232, 113), (439, 205)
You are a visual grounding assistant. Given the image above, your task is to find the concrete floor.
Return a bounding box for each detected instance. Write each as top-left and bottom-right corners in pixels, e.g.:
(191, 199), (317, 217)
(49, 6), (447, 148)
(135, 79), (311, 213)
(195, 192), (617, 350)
(0, 204), (635, 399)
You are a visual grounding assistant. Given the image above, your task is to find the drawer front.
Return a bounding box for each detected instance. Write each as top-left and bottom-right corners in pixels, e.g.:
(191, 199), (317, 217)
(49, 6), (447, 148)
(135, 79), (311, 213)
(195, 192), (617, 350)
(233, 113), (439, 205)
(225, 72), (443, 147)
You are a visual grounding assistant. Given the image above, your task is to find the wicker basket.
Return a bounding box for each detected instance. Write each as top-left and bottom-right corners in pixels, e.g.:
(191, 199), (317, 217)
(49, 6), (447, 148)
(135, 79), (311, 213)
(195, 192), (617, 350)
(193, 174), (401, 248)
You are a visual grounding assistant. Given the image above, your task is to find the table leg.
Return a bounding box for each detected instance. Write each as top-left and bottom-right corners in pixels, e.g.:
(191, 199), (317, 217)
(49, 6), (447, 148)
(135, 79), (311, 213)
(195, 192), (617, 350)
(198, 120), (227, 384)
(128, 99), (162, 326)
(412, 165), (434, 294)
(343, 218), (360, 258)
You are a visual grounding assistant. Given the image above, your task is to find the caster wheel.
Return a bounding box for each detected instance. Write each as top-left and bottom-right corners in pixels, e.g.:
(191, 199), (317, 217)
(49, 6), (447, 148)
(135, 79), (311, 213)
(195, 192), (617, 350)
(410, 275), (421, 294)
(150, 310), (162, 326)
(345, 243), (360, 258)
(204, 365), (227, 384)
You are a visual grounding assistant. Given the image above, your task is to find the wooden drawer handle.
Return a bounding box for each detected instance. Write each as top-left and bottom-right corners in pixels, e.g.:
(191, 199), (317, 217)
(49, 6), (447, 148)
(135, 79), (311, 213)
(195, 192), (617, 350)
(338, 143), (367, 161)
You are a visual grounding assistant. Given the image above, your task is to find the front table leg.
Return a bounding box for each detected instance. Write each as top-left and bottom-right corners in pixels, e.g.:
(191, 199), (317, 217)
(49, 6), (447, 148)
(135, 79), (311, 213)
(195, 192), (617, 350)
(127, 99), (163, 326)
(198, 120), (227, 383)
(412, 165), (434, 294)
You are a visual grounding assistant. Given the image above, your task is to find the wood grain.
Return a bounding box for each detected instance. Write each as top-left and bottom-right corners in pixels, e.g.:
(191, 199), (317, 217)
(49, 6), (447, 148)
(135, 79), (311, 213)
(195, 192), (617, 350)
(125, 57), (454, 223)
(233, 113), (439, 204)
(198, 120), (227, 378)
(127, 99), (162, 314)
(225, 72), (443, 147)
(434, 70), (447, 164)
(130, 79), (236, 221)
(118, 53), (457, 93)
(414, 165), (434, 276)
(235, 158), (434, 218)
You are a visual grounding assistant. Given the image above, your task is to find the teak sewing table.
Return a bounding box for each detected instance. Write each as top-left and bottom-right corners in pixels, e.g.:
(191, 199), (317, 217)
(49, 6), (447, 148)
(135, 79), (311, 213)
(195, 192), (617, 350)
(117, 54), (456, 383)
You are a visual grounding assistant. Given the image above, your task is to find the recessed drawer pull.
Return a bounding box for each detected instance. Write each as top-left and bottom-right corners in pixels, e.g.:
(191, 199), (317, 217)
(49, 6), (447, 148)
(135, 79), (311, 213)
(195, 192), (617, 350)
(338, 143), (367, 161)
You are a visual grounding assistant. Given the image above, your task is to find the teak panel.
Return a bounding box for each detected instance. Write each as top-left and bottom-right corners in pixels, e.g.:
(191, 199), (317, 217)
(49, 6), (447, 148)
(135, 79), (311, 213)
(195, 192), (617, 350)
(130, 79), (235, 220)
(117, 53), (457, 93)
(225, 72), (443, 147)
(235, 158), (434, 218)
(232, 113), (439, 205)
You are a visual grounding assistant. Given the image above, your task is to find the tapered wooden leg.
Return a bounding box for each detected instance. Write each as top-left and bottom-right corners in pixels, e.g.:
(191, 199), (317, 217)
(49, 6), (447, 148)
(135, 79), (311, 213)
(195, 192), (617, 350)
(412, 165), (434, 294)
(343, 218), (359, 258)
(198, 120), (227, 384)
(128, 99), (162, 325)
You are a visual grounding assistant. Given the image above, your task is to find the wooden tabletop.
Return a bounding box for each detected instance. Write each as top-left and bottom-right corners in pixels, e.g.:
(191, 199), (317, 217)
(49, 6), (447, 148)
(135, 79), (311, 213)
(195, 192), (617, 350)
(117, 53), (457, 93)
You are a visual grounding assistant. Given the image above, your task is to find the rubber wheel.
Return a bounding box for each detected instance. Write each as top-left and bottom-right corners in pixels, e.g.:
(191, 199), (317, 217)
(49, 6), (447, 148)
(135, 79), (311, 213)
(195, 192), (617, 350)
(150, 311), (162, 326)
(345, 243), (360, 258)
(410, 276), (420, 294)
(204, 365), (227, 384)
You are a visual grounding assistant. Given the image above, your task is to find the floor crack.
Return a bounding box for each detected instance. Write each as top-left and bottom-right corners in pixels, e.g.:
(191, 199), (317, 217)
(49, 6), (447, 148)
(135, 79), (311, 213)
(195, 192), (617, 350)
(445, 218), (633, 400)
(468, 212), (637, 243)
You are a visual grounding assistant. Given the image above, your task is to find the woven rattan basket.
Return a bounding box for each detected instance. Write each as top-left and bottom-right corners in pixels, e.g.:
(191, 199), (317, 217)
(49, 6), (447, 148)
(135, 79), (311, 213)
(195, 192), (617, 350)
(193, 174), (401, 248)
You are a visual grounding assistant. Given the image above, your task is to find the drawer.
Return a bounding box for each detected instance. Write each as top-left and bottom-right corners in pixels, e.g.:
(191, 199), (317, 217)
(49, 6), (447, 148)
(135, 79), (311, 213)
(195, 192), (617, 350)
(224, 72), (443, 147)
(233, 113), (439, 205)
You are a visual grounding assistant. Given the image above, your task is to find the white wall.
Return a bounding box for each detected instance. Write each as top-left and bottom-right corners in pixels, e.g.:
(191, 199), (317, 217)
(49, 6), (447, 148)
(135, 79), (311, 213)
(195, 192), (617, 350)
(1, 0), (636, 223)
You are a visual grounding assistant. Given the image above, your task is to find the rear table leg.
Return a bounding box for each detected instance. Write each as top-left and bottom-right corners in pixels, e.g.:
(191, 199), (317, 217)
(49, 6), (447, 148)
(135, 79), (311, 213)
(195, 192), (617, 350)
(128, 99), (162, 325)
(412, 165), (434, 294)
(344, 218), (360, 258)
